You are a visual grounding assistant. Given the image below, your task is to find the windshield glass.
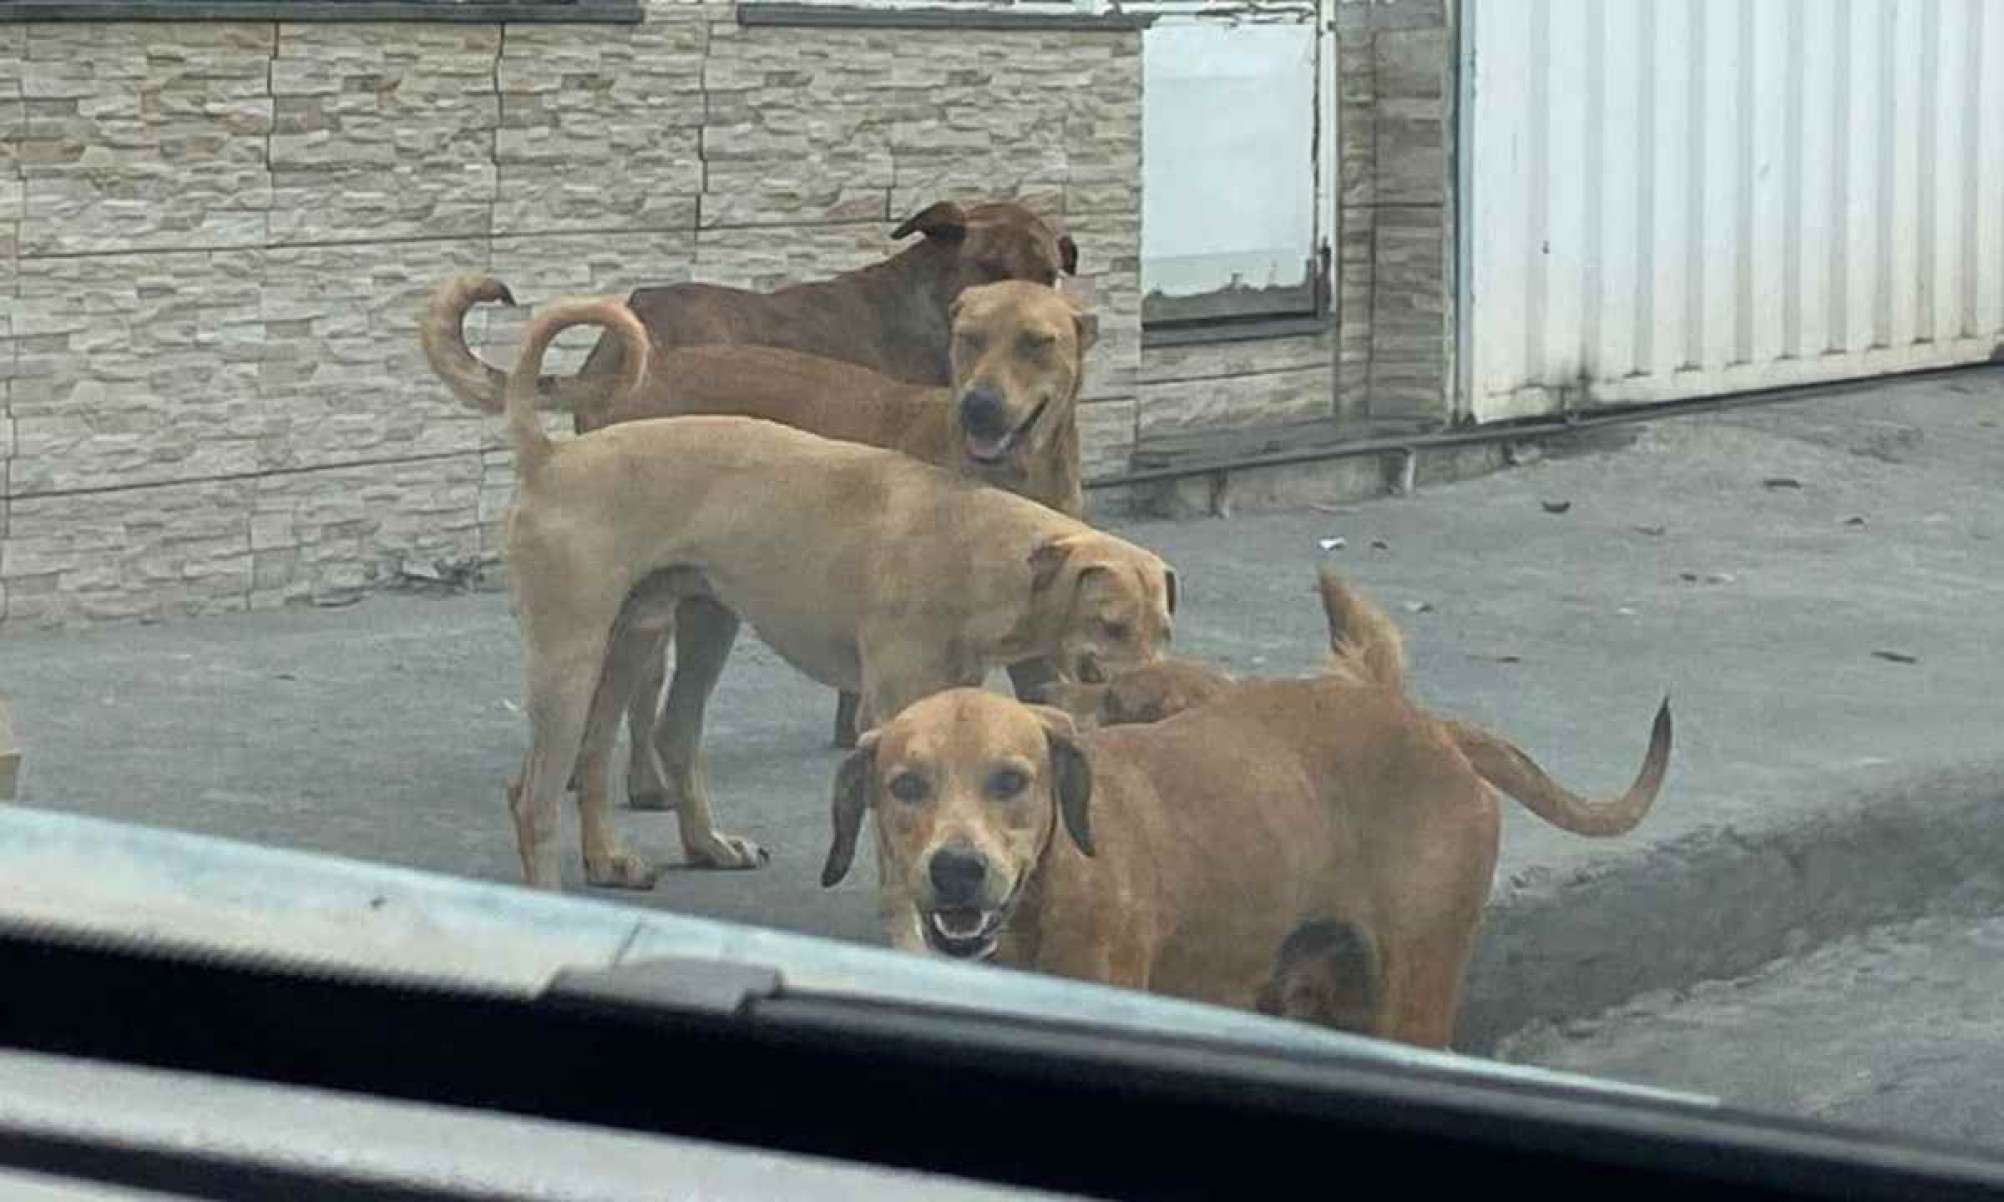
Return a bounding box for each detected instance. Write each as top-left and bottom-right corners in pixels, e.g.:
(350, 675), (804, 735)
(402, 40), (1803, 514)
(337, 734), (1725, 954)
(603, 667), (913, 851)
(2, 0), (2000, 1160)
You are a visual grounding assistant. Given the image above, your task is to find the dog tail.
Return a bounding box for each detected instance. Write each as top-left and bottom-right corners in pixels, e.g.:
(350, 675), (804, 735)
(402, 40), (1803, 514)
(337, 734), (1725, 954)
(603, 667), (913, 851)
(1443, 698), (1673, 837)
(1314, 563), (1408, 692)
(421, 273), (630, 415)
(505, 296), (649, 475)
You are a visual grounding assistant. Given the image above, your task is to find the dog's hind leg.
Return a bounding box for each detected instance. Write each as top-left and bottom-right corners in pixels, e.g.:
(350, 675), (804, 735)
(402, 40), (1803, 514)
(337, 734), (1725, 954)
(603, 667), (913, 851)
(623, 627), (674, 810)
(510, 616), (619, 891)
(575, 605), (672, 890)
(654, 595), (769, 870)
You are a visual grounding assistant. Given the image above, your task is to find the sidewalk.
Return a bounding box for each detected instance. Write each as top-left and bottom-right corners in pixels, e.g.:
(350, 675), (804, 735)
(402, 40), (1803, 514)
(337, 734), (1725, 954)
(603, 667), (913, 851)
(2, 368), (2000, 1050)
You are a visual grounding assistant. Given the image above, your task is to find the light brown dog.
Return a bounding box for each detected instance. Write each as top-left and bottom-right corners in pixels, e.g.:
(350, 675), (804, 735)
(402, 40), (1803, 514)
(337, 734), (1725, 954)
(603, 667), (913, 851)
(497, 297), (1177, 889)
(1039, 576), (1667, 841)
(422, 200), (1076, 426)
(821, 568), (1669, 1048)
(431, 276), (1101, 809)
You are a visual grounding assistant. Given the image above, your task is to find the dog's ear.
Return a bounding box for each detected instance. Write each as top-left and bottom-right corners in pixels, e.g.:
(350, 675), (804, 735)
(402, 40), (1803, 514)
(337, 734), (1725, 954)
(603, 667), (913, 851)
(821, 729), (882, 887)
(1027, 706), (1093, 857)
(1028, 533), (1085, 594)
(1071, 308), (1099, 354)
(1164, 566), (1179, 616)
(892, 201), (969, 243)
(1057, 233), (1080, 276)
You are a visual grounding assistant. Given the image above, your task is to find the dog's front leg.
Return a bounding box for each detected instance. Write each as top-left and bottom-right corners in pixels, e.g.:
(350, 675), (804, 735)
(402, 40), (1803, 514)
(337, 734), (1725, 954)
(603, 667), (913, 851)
(653, 596), (768, 870)
(1005, 657), (1060, 705)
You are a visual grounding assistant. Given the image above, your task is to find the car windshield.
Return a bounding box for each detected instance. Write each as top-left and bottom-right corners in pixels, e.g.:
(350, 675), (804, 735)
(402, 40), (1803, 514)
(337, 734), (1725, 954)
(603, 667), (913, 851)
(1, 0), (2001, 1163)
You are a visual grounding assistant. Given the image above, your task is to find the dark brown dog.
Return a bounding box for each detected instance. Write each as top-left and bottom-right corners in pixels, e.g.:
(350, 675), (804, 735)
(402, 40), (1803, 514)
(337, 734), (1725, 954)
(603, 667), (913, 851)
(421, 200), (1077, 429)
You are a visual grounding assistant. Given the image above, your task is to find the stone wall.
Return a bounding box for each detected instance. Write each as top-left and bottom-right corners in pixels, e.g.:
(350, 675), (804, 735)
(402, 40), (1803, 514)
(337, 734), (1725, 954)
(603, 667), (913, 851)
(0, 3), (1144, 628)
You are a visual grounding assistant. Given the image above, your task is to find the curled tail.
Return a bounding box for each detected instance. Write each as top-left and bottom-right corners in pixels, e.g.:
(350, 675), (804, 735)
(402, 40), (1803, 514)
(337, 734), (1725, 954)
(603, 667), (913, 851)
(1311, 563), (1670, 837)
(421, 273), (631, 415)
(1314, 563), (1407, 692)
(1446, 699), (1672, 837)
(506, 296), (649, 475)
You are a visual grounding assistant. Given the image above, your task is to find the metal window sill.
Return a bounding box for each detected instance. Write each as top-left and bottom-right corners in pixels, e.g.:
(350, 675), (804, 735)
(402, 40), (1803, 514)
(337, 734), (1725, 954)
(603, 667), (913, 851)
(1141, 314), (1331, 348)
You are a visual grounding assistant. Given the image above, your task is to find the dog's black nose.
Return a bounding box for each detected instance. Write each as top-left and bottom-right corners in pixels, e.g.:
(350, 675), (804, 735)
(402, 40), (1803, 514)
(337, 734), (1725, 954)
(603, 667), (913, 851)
(959, 388), (1008, 438)
(929, 845), (988, 901)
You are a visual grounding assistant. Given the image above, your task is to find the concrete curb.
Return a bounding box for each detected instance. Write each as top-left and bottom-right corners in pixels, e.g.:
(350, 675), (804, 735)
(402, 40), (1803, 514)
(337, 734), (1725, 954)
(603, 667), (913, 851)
(1457, 758), (2004, 1053)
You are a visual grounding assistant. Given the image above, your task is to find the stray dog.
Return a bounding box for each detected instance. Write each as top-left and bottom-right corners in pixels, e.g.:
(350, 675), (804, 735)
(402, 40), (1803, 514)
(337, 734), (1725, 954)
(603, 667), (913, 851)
(491, 278), (1095, 812)
(821, 568), (1669, 1048)
(1041, 570), (1667, 840)
(422, 200), (1077, 426)
(497, 297), (1177, 889)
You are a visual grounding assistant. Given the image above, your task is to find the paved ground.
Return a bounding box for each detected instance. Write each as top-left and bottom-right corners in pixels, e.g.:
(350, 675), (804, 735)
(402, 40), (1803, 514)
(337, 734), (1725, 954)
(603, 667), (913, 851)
(2, 370), (2002, 1043)
(1500, 911), (2004, 1156)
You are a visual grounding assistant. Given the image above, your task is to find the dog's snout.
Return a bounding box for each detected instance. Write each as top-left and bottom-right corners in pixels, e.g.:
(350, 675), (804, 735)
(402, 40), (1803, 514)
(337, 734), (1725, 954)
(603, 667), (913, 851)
(1075, 654), (1107, 685)
(928, 844), (988, 901)
(959, 388), (1008, 437)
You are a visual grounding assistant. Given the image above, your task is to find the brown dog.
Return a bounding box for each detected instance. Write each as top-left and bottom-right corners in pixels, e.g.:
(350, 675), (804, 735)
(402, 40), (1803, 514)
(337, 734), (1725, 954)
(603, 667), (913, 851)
(1040, 572), (1668, 840)
(497, 297), (1177, 889)
(821, 568), (1669, 1048)
(422, 200), (1076, 427)
(501, 278), (1096, 815)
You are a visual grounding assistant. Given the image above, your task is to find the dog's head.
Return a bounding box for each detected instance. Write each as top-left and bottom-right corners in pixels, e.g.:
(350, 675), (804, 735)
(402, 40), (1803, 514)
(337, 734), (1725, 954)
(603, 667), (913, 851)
(892, 200), (1080, 295)
(821, 689), (1093, 962)
(1037, 656), (1235, 729)
(1254, 919), (1382, 1036)
(948, 281), (1098, 472)
(1025, 531), (1177, 688)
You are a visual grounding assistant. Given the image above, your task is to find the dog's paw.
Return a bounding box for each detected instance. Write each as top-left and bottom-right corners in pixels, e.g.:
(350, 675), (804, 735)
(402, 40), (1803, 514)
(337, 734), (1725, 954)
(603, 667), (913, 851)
(585, 849), (662, 890)
(627, 789), (674, 812)
(687, 832), (770, 871)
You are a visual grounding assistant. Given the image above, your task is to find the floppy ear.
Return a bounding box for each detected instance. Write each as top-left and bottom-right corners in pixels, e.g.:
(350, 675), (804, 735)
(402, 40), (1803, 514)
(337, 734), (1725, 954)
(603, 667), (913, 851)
(1164, 567), (1179, 616)
(1057, 233), (1080, 276)
(820, 729), (881, 887)
(1071, 308), (1100, 354)
(1028, 534), (1084, 594)
(892, 201), (969, 243)
(1026, 705), (1093, 857)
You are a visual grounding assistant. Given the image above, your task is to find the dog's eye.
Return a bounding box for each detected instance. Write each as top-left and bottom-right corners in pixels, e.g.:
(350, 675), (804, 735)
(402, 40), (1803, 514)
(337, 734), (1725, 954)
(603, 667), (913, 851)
(987, 768), (1028, 799)
(1018, 331), (1056, 355)
(887, 773), (930, 804)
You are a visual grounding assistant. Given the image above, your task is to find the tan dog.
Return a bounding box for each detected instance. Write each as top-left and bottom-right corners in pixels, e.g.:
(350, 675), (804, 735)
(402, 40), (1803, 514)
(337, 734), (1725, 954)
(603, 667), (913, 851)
(423, 200), (1076, 426)
(497, 297), (1177, 888)
(821, 568), (1669, 1048)
(434, 276), (1101, 808)
(1040, 575), (1668, 841)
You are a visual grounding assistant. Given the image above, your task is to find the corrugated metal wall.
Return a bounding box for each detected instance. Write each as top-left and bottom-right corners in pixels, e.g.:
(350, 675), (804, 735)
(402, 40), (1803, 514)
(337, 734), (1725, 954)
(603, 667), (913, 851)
(1461, 0), (2004, 422)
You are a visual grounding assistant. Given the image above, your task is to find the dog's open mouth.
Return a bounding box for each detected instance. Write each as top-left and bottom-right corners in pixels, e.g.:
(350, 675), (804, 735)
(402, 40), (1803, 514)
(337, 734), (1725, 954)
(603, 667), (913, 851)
(922, 905), (1006, 960)
(964, 398), (1049, 466)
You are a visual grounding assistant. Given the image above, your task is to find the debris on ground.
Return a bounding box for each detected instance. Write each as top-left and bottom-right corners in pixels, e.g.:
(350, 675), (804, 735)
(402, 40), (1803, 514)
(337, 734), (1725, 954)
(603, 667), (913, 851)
(1871, 650), (1919, 665)
(1541, 500), (1573, 514)
(1763, 477), (1804, 490)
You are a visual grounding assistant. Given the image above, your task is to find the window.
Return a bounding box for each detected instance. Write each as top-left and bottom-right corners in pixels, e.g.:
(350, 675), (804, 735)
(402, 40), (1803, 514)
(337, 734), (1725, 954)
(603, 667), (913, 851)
(1141, 20), (1324, 326)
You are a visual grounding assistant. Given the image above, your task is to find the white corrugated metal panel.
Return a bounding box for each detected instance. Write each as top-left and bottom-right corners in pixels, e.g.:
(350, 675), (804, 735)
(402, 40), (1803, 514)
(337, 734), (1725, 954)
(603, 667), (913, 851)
(1461, 0), (2004, 423)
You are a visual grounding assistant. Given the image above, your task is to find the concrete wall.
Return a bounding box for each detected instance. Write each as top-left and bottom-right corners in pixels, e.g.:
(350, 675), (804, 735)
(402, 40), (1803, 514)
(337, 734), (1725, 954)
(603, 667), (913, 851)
(0, 3), (1143, 628)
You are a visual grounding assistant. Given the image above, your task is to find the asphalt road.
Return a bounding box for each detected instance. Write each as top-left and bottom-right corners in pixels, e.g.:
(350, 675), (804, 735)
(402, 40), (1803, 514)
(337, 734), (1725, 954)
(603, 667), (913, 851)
(1500, 911), (2004, 1157)
(1, 377), (2001, 1030)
